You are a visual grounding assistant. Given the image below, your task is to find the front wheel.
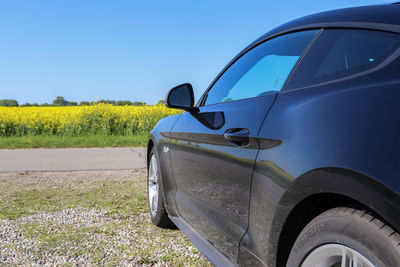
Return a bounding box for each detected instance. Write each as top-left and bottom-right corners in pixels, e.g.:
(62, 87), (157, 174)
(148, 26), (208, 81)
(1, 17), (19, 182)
(286, 207), (400, 267)
(147, 147), (174, 228)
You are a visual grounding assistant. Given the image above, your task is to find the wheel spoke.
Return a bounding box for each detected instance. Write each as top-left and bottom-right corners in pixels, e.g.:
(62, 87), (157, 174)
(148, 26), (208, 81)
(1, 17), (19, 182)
(353, 253), (358, 267)
(151, 156), (157, 175)
(148, 154), (159, 217)
(152, 194), (157, 212)
(301, 244), (374, 267)
(149, 174), (156, 184)
(341, 247), (347, 267)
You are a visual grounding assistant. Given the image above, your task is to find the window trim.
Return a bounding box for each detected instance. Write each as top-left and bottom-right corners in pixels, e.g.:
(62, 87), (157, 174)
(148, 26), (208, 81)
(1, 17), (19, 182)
(279, 29), (323, 93)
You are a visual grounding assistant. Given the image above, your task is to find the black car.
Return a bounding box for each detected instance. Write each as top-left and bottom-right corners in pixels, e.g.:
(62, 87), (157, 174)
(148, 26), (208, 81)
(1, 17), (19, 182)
(147, 4), (400, 267)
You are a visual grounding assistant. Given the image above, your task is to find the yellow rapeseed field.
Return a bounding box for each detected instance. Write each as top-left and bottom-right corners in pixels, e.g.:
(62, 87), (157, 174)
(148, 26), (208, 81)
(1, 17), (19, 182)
(0, 104), (181, 136)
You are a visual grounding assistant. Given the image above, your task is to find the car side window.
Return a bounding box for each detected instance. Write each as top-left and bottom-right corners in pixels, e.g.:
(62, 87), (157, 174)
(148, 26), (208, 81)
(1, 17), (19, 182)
(285, 29), (400, 91)
(203, 30), (319, 106)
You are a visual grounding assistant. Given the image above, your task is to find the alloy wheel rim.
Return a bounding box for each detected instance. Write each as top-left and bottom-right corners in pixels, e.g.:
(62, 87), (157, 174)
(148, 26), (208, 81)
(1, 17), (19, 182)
(148, 154), (159, 217)
(301, 244), (375, 267)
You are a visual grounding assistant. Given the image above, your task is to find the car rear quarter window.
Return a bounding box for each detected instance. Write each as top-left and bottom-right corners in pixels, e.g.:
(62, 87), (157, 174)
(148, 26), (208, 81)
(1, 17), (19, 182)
(285, 29), (400, 91)
(203, 30), (319, 105)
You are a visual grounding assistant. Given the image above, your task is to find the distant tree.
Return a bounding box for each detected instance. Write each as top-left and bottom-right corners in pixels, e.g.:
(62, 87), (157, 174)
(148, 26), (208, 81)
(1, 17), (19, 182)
(98, 99), (116, 105)
(14, 98), (148, 107)
(157, 99), (166, 105)
(115, 100), (133, 106)
(0, 99), (19, 107)
(133, 101), (146, 106)
(53, 96), (68, 106)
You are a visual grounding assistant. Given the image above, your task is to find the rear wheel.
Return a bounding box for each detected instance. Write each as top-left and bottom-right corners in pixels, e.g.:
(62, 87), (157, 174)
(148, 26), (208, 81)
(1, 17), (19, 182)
(286, 207), (400, 267)
(147, 147), (174, 228)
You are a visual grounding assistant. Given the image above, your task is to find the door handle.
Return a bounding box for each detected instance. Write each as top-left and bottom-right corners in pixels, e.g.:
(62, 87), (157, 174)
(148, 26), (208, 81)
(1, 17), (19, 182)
(223, 128), (250, 147)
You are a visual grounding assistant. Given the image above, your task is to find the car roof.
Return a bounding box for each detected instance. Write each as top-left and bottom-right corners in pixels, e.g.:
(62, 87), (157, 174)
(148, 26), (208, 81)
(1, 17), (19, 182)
(255, 4), (400, 44)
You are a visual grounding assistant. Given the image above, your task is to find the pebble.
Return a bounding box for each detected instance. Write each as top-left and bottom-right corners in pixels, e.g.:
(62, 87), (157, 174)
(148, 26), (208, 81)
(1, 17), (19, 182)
(0, 208), (204, 266)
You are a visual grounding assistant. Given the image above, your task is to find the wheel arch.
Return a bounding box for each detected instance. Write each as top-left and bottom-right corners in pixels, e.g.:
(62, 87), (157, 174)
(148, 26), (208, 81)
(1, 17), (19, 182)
(147, 138), (155, 170)
(272, 167), (400, 267)
(146, 133), (180, 217)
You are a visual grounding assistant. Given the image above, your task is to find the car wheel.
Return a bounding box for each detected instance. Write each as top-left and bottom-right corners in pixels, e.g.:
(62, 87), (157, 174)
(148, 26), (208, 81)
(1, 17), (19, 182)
(147, 147), (174, 228)
(286, 207), (400, 267)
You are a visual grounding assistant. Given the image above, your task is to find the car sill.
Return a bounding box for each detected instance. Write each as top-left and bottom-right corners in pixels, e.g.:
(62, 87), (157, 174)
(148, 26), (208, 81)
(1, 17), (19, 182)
(169, 215), (238, 267)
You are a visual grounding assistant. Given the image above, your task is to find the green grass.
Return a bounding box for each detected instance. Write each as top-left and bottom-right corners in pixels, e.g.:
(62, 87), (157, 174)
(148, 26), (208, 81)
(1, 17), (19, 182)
(0, 133), (148, 149)
(0, 175), (148, 220)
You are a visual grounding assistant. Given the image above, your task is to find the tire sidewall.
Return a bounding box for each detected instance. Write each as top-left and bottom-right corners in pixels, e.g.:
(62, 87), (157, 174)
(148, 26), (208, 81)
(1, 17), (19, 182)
(286, 209), (400, 267)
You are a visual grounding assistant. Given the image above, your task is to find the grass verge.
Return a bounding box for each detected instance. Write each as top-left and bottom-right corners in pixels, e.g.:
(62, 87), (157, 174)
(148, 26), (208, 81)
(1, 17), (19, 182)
(0, 170), (148, 220)
(0, 134), (148, 149)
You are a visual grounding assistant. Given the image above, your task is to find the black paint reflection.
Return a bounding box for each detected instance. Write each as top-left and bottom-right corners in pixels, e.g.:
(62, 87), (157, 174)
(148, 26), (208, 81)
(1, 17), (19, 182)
(171, 132), (281, 150)
(193, 111), (225, 130)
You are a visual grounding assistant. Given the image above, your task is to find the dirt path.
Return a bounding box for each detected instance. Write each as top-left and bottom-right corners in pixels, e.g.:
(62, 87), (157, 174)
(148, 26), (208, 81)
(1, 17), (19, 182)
(0, 147), (147, 172)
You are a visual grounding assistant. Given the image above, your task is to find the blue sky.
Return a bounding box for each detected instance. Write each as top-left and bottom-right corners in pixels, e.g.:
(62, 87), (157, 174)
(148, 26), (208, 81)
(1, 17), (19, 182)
(0, 0), (386, 105)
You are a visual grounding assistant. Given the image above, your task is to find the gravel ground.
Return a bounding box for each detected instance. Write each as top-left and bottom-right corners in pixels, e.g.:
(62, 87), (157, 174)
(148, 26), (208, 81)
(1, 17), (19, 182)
(0, 170), (211, 266)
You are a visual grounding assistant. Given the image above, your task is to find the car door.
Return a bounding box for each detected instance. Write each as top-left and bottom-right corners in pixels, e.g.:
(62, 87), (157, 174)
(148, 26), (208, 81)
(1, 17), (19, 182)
(169, 30), (319, 261)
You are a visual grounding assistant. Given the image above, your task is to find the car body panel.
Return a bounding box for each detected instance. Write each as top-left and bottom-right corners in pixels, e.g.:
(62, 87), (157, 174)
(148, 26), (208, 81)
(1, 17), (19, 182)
(169, 94), (277, 261)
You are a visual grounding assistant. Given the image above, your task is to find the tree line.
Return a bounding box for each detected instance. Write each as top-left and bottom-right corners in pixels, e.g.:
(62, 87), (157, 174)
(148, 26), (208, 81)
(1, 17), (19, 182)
(0, 96), (166, 107)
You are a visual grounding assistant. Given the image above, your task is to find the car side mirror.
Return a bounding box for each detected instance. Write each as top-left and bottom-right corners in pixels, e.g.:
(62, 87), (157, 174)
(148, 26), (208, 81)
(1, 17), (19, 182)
(166, 83), (199, 113)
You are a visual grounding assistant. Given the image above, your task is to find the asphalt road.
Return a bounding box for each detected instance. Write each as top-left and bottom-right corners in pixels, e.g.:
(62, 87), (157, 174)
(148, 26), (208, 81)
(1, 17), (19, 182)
(0, 147), (147, 172)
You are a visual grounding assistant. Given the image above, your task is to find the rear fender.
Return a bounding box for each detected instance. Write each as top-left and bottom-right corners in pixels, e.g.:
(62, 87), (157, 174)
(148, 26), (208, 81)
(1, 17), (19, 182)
(271, 168), (400, 266)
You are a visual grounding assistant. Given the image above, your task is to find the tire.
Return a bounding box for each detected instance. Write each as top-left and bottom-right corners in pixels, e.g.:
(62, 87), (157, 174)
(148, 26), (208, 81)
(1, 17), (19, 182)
(147, 147), (174, 228)
(286, 207), (400, 267)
